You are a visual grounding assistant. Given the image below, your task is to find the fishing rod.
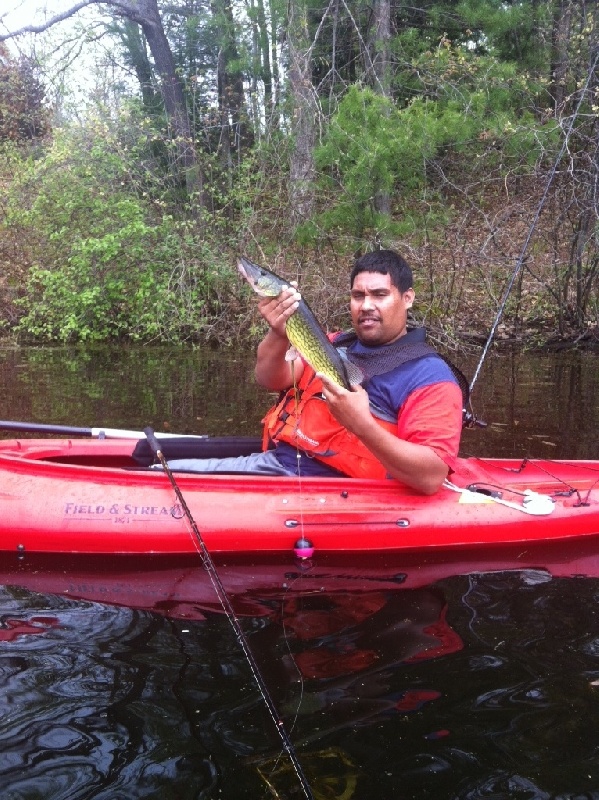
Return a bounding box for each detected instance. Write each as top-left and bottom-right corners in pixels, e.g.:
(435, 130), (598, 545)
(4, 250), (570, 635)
(469, 48), (599, 397)
(143, 427), (314, 800)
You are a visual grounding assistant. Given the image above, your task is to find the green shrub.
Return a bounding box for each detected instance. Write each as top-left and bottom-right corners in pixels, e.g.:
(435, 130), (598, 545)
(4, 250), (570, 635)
(4, 122), (236, 342)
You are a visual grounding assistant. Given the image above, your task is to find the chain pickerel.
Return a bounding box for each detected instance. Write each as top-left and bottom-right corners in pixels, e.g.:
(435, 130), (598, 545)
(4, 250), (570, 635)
(237, 256), (362, 389)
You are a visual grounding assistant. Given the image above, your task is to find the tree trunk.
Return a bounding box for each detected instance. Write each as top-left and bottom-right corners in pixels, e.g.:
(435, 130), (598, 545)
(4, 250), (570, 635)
(287, 0), (316, 227)
(269, 0), (282, 130)
(117, 19), (161, 114)
(212, 0), (251, 189)
(369, 0), (391, 216)
(253, 0), (276, 130)
(549, 0), (573, 112)
(132, 0), (202, 198)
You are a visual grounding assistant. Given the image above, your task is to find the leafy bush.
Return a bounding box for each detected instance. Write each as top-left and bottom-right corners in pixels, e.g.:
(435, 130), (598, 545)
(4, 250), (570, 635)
(4, 122), (235, 342)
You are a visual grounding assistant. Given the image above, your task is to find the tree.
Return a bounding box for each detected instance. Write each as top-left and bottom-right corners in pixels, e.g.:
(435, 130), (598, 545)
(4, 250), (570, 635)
(1, 0), (203, 198)
(114, 19), (162, 115)
(0, 46), (50, 142)
(368, 0), (391, 216)
(246, 0), (281, 132)
(211, 0), (252, 175)
(286, 0), (317, 225)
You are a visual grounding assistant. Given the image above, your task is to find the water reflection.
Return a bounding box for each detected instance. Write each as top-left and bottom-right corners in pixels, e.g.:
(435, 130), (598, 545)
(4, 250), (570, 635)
(3, 569), (599, 798)
(0, 344), (260, 438)
(0, 588), (213, 799)
(459, 348), (599, 459)
(0, 344), (597, 457)
(0, 573), (462, 799)
(435, 571), (599, 800)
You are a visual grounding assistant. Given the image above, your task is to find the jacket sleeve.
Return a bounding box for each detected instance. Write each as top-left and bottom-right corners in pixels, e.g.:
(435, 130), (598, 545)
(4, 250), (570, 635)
(396, 381), (463, 470)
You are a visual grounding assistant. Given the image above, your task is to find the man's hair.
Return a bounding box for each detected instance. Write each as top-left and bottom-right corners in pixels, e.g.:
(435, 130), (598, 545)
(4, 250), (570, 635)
(350, 250), (413, 293)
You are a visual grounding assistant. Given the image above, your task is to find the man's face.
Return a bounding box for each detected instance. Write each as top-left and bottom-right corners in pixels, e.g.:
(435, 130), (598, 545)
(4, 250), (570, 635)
(350, 271), (415, 346)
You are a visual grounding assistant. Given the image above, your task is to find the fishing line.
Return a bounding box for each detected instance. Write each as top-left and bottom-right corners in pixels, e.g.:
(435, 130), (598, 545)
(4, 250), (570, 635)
(287, 348), (309, 542)
(260, 567), (316, 785)
(467, 456), (599, 507)
(144, 428), (315, 800)
(469, 48), (599, 396)
(285, 351), (312, 740)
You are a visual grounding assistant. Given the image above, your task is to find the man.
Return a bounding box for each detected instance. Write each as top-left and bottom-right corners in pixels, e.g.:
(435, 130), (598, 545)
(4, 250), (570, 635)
(166, 250), (463, 494)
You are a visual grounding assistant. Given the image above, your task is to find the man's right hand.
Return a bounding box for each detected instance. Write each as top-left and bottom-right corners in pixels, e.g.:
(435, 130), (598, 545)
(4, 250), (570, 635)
(255, 282), (304, 391)
(258, 282), (301, 338)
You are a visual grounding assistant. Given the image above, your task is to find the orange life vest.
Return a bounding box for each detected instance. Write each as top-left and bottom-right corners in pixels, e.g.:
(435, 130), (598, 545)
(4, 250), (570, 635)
(261, 366), (396, 480)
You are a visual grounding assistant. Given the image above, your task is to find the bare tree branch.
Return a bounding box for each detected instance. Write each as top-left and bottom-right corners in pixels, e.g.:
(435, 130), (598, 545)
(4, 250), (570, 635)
(0, 1), (101, 40)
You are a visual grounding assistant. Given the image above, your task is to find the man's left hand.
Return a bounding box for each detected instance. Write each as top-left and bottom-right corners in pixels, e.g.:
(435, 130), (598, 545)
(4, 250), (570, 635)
(317, 373), (372, 435)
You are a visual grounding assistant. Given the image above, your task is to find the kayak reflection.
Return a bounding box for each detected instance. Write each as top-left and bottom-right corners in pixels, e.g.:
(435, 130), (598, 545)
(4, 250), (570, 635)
(245, 583), (462, 744)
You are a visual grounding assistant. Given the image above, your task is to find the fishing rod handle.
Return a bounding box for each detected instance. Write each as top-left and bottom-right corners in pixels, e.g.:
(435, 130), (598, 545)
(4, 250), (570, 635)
(143, 427), (164, 460)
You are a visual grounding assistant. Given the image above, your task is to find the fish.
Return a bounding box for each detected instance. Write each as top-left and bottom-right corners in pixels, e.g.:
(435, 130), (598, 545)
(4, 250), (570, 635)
(237, 256), (362, 389)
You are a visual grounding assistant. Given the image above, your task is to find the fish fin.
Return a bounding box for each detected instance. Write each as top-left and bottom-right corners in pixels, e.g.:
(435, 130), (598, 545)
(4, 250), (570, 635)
(285, 346), (299, 362)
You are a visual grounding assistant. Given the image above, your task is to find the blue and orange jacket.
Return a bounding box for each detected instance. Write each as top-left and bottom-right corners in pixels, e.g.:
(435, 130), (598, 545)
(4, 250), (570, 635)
(262, 364), (397, 480)
(262, 331), (464, 479)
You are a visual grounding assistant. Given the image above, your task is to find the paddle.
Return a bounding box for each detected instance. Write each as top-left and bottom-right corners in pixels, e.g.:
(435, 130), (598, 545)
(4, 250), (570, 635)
(0, 420), (207, 440)
(143, 427), (314, 800)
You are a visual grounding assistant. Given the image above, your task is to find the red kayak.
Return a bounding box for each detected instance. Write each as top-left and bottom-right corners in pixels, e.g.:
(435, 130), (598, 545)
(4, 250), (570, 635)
(0, 434), (597, 557)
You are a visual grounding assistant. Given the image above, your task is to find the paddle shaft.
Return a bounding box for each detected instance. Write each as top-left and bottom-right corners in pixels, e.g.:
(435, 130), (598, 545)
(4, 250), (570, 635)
(0, 420), (206, 440)
(143, 427), (314, 800)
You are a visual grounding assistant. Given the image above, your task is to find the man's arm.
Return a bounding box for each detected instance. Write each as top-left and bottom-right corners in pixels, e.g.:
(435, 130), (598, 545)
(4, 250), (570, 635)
(317, 375), (459, 495)
(254, 285), (305, 391)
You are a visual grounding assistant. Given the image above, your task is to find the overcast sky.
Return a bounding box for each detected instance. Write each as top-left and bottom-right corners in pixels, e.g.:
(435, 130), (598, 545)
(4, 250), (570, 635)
(2, 1), (70, 32)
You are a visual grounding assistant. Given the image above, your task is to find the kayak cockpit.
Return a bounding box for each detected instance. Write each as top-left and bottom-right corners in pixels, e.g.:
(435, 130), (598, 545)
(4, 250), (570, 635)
(0, 439), (143, 469)
(0, 435), (266, 471)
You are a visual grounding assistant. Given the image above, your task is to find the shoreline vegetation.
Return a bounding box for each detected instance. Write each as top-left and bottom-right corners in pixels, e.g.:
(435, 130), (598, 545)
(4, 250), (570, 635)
(0, 3), (597, 352)
(2, 160), (596, 353)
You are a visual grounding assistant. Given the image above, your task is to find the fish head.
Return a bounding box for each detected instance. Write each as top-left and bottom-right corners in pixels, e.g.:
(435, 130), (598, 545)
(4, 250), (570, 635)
(237, 257), (284, 299)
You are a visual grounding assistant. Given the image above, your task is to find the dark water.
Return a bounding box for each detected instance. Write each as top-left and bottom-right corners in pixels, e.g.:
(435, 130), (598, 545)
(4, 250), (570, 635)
(0, 344), (598, 799)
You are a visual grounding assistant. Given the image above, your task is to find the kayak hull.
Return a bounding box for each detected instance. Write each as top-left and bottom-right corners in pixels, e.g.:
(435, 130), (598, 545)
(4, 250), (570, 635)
(0, 436), (598, 556)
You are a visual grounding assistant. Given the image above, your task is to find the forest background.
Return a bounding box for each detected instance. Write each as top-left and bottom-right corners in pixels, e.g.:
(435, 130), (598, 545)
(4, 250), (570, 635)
(0, 0), (597, 350)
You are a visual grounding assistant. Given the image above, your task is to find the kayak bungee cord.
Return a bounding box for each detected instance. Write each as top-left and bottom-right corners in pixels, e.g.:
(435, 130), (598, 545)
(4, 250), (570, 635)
(468, 48), (599, 398)
(144, 427), (315, 800)
(443, 480), (555, 515)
